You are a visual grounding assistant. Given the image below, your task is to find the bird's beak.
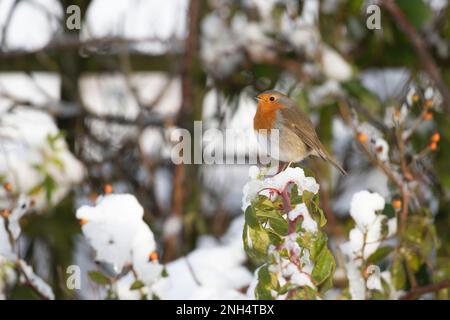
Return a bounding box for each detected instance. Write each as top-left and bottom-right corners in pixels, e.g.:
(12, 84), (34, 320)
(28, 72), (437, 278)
(254, 96), (262, 101)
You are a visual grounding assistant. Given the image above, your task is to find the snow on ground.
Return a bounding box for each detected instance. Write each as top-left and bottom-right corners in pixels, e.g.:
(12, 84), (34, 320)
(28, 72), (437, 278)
(165, 216), (253, 300)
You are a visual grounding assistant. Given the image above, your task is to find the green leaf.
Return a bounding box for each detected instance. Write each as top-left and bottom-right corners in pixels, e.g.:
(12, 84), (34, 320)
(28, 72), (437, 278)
(403, 249), (421, 272)
(341, 79), (380, 111)
(256, 209), (288, 236)
(311, 249), (335, 286)
(244, 206), (259, 229)
(404, 216), (424, 245)
(28, 182), (44, 196)
(49, 156), (65, 171)
(43, 174), (56, 203)
(308, 196), (327, 227)
(266, 229), (283, 246)
(317, 206), (327, 228)
(290, 185), (302, 204)
(290, 286), (318, 300)
(255, 284), (273, 300)
(310, 231), (327, 261)
(319, 271), (334, 293)
(392, 256), (406, 290)
(258, 265), (271, 286)
(243, 223), (270, 263)
(382, 204), (395, 218)
(88, 271), (111, 285)
(255, 265), (275, 300)
(130, 280), (145, 290)
(46, 131), (65, 150)
(397, 0), (433, 29)
(367, 246), (394, 264)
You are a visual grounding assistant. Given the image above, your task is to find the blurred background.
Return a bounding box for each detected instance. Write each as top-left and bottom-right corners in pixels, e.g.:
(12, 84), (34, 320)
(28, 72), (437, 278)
(0, 0), (449, 299)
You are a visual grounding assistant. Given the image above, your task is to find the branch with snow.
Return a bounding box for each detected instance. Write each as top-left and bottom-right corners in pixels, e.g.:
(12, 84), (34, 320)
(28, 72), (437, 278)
(0, 108), (84, 211)
(76, 193), (167, 300)
(340, 190), (401, 300)
(0, 194), (55, 299)
(242, 166), (335, 300)
(76, 193), (254, 300)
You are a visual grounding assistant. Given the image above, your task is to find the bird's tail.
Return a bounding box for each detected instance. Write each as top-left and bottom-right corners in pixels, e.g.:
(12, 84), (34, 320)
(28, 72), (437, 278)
(327, 155), (347, 175)
(314, 143), (347, 175)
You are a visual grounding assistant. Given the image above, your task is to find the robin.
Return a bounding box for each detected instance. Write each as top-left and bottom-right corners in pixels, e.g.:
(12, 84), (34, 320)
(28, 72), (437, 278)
(254, 90), (347, 175)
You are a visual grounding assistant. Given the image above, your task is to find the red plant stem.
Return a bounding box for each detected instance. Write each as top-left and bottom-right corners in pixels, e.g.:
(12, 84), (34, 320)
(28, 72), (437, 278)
(280, 184), (295, 234)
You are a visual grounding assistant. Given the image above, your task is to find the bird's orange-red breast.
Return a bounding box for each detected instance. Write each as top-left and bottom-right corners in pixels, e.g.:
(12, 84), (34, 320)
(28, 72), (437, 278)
(253, 92), (285, 132)
(253, 90), (347, 175)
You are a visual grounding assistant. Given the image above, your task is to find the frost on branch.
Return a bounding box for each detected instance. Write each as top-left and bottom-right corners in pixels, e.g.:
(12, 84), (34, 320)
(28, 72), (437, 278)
(242, 166), (335, 300)
(76, 194), (166, 299)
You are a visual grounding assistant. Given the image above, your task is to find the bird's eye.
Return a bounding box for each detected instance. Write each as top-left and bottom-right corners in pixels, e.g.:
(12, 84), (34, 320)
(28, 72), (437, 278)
(269, 96), (275, 101)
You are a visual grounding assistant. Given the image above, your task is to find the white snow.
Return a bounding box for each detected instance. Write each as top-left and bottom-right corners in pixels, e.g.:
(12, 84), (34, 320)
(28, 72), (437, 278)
(350, 191), (385, 232)
(76, 194), (160, 276)
(425, 87), (434, 100)
(291, 272), (315, 288)
(18, 259), (55, 300)
(375, 138), (389, 161)
(366, 271), (382, 291)
(321, 46), (352, 81)
(163, 216), (182, 238)
(242, 166), (319, 211)
(288, 203), (318, 233)
(344, 260), (366, 300)
(164, 216), (253, 300)
(0, 107), (84, 211)
(340, 190), (402, 299)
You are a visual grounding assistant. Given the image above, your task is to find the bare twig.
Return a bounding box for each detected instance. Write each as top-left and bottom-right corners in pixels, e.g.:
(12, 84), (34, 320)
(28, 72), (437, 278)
(0, 35), (174, 58)
(400, 279), (450, 300)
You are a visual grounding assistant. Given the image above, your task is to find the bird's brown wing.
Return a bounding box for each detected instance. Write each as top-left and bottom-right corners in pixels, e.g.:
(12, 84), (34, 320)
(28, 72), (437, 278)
(278, 105), (347, 175)
(278, 106), (327, 158)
